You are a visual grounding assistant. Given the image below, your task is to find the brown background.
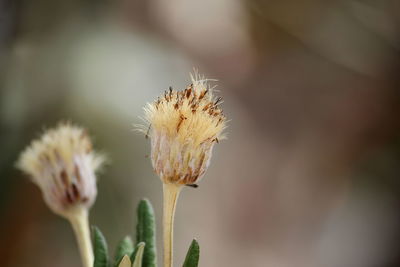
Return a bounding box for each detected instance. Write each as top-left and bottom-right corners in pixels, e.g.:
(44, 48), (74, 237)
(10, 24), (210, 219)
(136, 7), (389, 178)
(1, 0), (400, 266)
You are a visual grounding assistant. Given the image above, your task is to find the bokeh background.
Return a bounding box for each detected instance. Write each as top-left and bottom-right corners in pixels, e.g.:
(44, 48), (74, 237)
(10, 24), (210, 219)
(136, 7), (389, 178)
(1, 0), (400, 266)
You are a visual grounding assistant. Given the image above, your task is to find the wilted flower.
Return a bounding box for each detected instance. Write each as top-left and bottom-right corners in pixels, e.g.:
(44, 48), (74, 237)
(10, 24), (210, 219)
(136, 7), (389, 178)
(16, 122), (104, 217)
(140, 72), (227, 267)
(16, 122), (104, 267)
(142, 73), (226, 186)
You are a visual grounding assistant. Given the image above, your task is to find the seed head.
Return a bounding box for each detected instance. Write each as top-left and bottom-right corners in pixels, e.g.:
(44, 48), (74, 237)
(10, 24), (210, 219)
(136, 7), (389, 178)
(141, 73), (227, 185)
(16, 122), (105, 218)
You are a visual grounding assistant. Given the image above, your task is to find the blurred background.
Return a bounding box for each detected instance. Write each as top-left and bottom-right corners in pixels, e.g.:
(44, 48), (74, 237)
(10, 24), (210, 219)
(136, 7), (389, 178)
(1, 0), (400, 266)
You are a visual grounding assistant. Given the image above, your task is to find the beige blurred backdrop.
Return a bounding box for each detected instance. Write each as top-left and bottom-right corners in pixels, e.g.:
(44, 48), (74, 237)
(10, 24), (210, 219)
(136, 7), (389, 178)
(1, 0), (400, 266)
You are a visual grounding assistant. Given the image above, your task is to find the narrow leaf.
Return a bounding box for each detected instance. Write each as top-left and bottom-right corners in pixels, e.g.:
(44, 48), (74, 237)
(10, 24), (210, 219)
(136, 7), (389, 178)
(114, 236), (134, 267)
(92, 226), (109, 267)
(132, 242), (145, 267)
(182, 239), (200, 267)
(118, 255), (131, 267)
(129, 243), (138, 264)
(136, 199), (157, 267)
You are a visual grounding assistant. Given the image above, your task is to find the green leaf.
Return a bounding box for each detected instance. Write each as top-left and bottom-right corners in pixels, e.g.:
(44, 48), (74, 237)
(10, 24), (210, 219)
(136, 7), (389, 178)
(92, 226), (109, 267)
(114, 236), (134, 267)
(136, 199), (157, 267)
(131, 242), (145, 267)
(182, 239), (200, 267)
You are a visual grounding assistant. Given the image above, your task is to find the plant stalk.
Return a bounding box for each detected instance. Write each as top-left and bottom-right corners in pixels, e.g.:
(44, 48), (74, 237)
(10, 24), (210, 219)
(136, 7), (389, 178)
(68, 207), (94, 267)
(163, 183), (182, 267)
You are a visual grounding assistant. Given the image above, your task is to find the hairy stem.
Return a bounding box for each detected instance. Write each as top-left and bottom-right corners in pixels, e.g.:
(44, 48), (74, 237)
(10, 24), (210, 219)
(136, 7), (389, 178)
(68, 207), (94, 267)
(163, 183), (182, 267)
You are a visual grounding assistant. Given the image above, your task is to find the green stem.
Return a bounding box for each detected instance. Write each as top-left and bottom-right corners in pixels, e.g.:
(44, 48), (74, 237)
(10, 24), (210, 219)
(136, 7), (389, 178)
(163, 183), (182, 267)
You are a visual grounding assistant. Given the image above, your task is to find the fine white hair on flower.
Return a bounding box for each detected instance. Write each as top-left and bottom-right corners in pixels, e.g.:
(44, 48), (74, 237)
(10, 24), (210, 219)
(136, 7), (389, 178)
(139, 72), (227, 185)
(16, 122), (105, 217)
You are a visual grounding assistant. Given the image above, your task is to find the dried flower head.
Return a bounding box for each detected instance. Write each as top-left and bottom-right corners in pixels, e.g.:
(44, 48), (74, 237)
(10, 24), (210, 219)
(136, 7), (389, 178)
(141, 73), (226, 185)
(16, 122), (105, 217)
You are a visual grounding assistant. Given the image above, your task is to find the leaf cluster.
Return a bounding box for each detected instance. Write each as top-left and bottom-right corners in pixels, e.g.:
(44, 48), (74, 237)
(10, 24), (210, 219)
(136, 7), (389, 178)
(93, 199), (199, 267)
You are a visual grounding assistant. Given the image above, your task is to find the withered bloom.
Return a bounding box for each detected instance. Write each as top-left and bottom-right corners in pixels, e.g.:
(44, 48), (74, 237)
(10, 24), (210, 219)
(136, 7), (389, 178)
(16, 122), (104, 267)
(140, 73), (227, 267)
(142, 73), (226, 186)
(16, 123), (104, 217)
